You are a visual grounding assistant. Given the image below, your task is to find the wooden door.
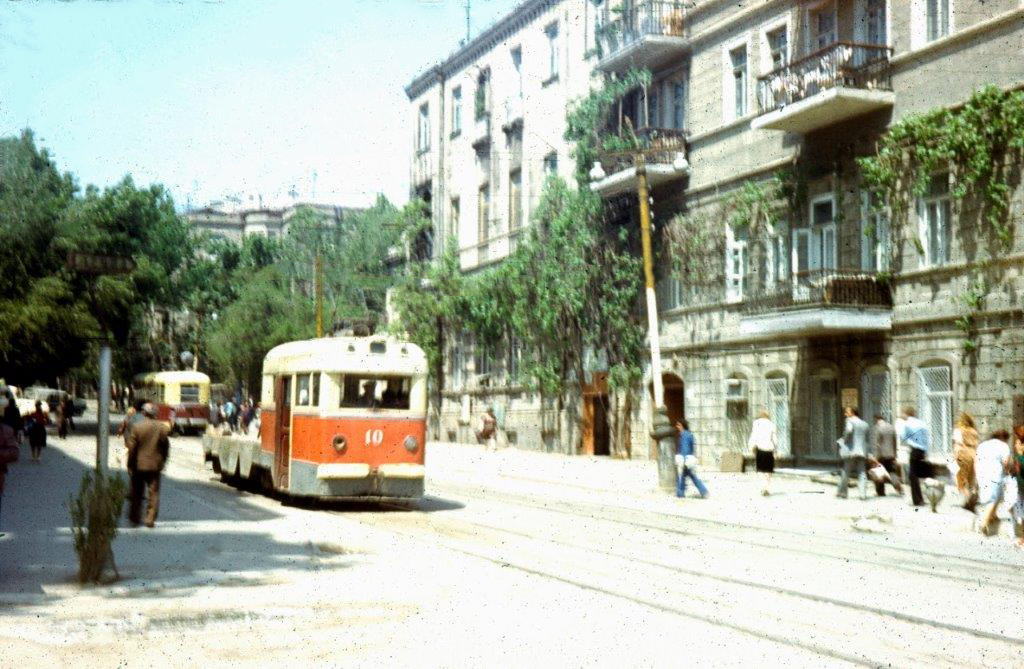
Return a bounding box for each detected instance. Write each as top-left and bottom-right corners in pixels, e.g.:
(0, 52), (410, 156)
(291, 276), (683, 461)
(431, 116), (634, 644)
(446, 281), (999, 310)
(273, 375), (291, 489)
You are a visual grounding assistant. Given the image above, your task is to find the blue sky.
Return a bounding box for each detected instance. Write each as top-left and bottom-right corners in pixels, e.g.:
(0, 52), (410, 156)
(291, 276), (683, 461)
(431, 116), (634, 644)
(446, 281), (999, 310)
(0, 0), (521, 209)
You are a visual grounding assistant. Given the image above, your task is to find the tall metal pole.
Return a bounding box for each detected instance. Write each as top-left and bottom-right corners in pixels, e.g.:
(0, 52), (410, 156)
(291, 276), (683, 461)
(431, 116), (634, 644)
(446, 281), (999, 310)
(315, 251), (324, 338)
(635, 155), (664, 410)
(97, 344), (112, 476)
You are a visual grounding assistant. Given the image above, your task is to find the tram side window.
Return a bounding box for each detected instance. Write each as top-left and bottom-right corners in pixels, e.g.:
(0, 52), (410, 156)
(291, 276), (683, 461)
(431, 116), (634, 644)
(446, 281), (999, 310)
(139, 384), (163, 404)
(296, 373), (311, 406)
(338, 375), (411, 410)
(180, 384), (200, 403)
(311, 373), (320, 407)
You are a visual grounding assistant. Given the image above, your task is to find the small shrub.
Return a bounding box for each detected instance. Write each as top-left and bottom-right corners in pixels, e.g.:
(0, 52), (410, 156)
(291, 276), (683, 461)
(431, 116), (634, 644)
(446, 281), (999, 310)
(68, 471), (128, 584)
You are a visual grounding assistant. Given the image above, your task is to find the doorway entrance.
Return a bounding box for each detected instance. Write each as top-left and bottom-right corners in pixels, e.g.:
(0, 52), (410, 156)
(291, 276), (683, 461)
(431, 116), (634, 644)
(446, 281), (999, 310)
(273, 375), (292, 489)
(582, 373), (610, 456)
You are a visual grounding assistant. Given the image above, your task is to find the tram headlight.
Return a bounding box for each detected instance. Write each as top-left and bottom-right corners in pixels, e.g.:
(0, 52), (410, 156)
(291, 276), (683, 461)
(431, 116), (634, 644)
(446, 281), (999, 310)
(332, 435), (347, 454)
(403, 435), (419, 453)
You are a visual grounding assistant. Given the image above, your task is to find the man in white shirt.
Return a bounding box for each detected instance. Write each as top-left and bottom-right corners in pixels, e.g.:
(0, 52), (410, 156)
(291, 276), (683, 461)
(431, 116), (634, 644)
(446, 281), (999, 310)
(899, 407), (930, 507)
(838, 407), (870, 500)
(976, 429), (1011, 535)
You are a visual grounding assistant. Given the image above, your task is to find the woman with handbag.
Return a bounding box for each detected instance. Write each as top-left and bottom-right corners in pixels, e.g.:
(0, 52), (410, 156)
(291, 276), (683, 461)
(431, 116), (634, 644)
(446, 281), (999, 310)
(27, 400), (48, 462)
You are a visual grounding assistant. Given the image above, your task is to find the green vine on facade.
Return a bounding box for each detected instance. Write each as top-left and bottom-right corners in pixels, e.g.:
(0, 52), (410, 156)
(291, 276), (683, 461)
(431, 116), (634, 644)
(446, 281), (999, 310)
(565, 68), (652, 185)
(857, 85), (1024, 353)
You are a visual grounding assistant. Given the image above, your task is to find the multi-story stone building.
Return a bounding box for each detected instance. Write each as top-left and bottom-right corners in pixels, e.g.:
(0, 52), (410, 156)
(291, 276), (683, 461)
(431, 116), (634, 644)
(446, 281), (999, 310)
(185, 202), (359, 243)
(409, 0), (1024, 466)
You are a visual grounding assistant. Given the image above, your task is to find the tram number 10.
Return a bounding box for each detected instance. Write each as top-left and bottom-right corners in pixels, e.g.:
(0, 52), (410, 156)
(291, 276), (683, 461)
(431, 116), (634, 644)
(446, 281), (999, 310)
(364, 429), (384, 446)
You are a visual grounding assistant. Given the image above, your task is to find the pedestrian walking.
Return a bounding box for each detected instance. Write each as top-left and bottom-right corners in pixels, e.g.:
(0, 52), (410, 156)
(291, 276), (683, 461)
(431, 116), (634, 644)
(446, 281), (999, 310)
(674, 420), (708, 499)
(2, 388), (23, 441)
(224, 399), (238, 433)
(26, 401), (48, 462)
(241, 402), (255, 435)
(476, 406), (498, 451)
(1010, 425), (1024, 547)
(0, 392), (22, 538)
(748, 409), (777, 496)
(838, 407), (870, 500)
(870, 414), (903, 496)
(898, 407), (930, 507)
(951, 412), (980, 510)
(976, 429), (1011, 536)
(125, 403), (171, 528)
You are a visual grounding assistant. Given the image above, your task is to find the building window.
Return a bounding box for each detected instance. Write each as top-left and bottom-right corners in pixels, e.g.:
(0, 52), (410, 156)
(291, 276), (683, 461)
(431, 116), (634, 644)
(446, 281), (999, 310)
(766, 223), (788, 286)
(726, 225), (748, 302)
(478, 183), (490, 243)
(506, 335), (521, 383)
(543, 152), (558, 178)
(511, 47), (523, 99)
(767, 26), (788, 71)
(449, 332), (467, 391)
(451, 87), (462, 135)
(509, 169), (522, 231)
(475, 70), (489, 121)
(730, 46), (748, 119)
(450, 197), (460, 237)
(656, 276), (685, 312)
(545, 22), (560, 82)
(865, 0), (887, 46)
(926, 0), (950, 42)
(810, 3), (837, 50)
(671, 81), (686, 130)
(648, 86), (660, 129)
(417, 103), (430, 153)
(793, 197), (836, 279)
(918, 173), (951, 266)
(474, 336), (494, 381)
(917, 364), (953, 459)
(860, 190), (890, 272)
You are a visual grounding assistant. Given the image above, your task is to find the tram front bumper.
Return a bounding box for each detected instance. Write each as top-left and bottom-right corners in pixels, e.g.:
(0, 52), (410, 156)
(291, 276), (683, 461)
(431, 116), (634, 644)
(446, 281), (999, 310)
(313, 463), (425, 498)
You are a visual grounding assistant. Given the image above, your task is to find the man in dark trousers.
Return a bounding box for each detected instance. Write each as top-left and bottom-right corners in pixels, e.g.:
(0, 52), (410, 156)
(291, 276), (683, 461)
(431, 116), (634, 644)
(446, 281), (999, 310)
(126, 402), (171, 528)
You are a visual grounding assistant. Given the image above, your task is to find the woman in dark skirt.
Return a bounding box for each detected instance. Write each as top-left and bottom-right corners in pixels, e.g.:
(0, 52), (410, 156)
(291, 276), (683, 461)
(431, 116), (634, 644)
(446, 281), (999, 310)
(27, 400), (48, 462)
(748, 409), (778, 496)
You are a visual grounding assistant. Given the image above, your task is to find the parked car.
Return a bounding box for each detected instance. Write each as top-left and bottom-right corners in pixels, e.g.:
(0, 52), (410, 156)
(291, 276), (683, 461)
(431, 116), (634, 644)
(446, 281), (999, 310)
(22, 386), (86, 417)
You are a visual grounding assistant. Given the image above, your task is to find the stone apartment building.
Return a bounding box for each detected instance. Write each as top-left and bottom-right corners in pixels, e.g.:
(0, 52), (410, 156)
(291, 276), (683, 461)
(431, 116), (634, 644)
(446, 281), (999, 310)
(185, 202), (358, 243)
(408, 0), (1024, 465)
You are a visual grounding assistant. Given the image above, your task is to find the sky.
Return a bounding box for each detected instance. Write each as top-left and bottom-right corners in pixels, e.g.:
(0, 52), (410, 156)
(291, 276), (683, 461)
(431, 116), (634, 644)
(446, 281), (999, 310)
(0, 0), (522, 210)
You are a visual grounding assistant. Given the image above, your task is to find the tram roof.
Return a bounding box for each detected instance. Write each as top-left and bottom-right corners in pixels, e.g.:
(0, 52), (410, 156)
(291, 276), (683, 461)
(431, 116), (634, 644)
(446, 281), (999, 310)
(133, 371), (211, 385)
(262, 336), (427, 376)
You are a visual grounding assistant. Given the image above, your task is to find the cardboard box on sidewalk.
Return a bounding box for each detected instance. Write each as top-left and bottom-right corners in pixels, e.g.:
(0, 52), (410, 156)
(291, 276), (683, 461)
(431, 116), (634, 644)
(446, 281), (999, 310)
(719, 451), (744, 473)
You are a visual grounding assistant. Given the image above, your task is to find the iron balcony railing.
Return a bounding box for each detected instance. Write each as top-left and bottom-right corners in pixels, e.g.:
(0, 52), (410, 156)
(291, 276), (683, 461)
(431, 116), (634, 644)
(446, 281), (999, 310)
(596, 2), (690, 59)
(598, 127), (687, 175)
(742, 269), (893, 316)
(756, 42), (893, 115)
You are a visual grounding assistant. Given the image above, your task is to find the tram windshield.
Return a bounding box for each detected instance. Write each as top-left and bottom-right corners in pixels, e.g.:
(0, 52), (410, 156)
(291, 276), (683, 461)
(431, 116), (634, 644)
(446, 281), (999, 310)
(339, 375), (411, 410)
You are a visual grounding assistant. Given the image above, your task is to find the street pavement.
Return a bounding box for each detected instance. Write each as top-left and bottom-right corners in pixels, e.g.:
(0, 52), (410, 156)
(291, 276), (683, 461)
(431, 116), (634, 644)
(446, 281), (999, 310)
(2, 420), (1024, 668)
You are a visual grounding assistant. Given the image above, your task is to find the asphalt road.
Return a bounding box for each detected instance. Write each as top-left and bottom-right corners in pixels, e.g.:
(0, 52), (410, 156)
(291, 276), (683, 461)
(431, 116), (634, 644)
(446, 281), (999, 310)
(3, 430), (1023, 667)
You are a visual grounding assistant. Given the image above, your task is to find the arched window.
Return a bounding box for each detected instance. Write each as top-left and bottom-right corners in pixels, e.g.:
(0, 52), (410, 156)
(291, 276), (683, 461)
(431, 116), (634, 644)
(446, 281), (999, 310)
(917, 363), (953, 458)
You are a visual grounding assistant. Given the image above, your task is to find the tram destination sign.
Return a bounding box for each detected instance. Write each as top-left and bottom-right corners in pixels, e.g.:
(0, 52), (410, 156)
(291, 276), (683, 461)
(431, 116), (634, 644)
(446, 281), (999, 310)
(66, 251), (136, 275)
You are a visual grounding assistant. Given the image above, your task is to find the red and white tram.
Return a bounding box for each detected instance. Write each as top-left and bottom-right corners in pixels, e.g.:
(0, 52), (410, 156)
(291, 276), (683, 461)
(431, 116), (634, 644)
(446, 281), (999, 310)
(204, 336), (427, 499)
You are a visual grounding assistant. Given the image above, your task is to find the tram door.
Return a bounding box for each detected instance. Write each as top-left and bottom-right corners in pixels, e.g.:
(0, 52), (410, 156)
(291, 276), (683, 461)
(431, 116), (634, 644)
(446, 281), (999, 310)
(273, 375), (291, 489)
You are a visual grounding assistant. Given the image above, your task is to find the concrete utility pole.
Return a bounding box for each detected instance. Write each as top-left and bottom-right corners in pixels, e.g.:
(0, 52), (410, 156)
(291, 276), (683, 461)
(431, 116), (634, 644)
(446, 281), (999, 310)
(635, 154), (664, 410)
(96, 345), (111, 476)
(315, 251), (324, 338)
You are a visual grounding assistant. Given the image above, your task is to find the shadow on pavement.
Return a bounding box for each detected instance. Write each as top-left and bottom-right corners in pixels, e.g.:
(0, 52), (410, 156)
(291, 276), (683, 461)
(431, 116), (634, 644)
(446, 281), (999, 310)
(0, 439), (352, 610)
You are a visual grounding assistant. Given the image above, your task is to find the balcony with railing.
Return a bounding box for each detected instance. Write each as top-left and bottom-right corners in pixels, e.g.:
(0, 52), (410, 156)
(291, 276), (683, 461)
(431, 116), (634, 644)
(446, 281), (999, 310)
(471, 112), (492, 149)
(589, 127), (689, 197)
(752, 42), (894, 134)
(595, 2), (692, 73)
(739, 269), (893, 337)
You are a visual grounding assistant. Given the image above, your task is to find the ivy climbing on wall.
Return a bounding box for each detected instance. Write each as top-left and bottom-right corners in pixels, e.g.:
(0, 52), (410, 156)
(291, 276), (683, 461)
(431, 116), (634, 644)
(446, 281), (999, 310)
(857, 85), (1024, 353)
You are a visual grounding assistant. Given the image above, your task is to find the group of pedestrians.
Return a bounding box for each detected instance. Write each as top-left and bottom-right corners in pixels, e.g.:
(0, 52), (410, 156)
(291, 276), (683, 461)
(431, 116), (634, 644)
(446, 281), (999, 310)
(213, 398), (259, 435)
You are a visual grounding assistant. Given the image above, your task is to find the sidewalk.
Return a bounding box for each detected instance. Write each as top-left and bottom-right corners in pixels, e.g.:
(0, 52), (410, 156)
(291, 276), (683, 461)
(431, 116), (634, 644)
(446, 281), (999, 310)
(425, 440), (1024, 560)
